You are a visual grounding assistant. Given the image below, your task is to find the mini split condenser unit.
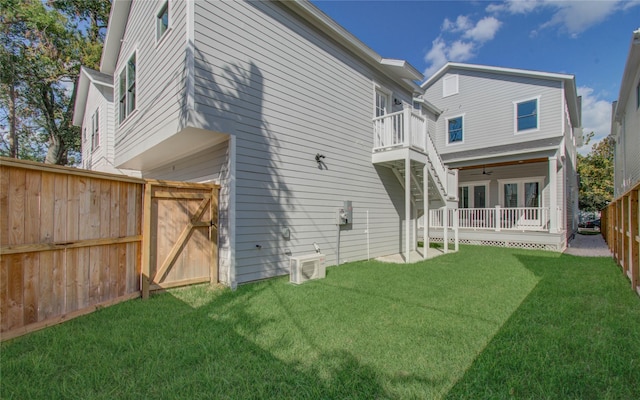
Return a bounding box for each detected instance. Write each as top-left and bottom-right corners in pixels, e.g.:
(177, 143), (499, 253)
(290, 253), (326, 284)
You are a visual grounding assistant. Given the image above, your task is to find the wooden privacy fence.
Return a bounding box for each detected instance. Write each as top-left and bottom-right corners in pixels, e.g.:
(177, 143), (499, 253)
(602, 181), (640, 296)
(1, 157), (220, 341)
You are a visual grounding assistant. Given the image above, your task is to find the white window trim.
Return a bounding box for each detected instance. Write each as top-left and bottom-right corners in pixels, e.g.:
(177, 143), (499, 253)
(497, 176), (545, 208)
(117, 49), (138, 126)
(513, 96), (541, 135)
(446, 113), (465, 146)
(458, 180), (490, 208)
(156, 0), (171, 45)
(373, 81), (392, 118)
(91, 109), (100, 152)
(443, 74), (459, 98)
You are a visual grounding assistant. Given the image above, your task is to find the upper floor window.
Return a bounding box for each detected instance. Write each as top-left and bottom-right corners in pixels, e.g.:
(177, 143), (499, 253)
(119, 52), (136, 124)
(447, 115), (463, 144)
(91, 110), (100, 151)
(443, 74), (459, 97)
(515, 98), (538, 132)
(157, 1), (169, 41)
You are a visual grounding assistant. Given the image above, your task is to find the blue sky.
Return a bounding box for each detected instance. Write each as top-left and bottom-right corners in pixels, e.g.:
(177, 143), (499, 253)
(312, 0), (640, 154)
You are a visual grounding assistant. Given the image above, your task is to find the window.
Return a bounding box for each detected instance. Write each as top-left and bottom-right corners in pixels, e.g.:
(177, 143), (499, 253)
(447, 115), (463, 144)
(119, 53), (136, 124)
(91, 110), (99, 151)
(499, 178), (543, 208)
(443, 74), (459, 97)
(157, 1), (169, 41)
(458, 183), (488, 208)
(515, 98), (538, 132)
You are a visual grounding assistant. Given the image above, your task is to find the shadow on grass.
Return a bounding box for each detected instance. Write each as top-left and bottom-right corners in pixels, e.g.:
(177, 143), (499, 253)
(444, 253), (640, 400)
(1, 281), (386, 399)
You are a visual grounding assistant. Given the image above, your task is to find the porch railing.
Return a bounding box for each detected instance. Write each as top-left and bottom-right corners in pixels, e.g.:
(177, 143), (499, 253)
(429, 207), (550, 231)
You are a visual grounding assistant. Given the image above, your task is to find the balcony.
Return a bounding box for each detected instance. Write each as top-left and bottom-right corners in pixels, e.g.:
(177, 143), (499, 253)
(373, 109), (427, 152)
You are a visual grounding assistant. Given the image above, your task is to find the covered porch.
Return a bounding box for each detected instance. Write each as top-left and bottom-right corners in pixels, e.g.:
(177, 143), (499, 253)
(422, 148), (568, 251)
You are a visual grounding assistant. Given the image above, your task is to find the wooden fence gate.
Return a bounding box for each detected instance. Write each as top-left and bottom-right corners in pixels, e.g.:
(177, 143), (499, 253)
(141, 180), (219, 299)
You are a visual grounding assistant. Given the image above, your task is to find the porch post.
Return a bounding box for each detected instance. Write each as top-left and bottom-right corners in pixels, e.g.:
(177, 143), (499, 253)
(443, 205), (449, 254)
(423, 164), (429, 259)
(405, 155), (411, 262)
(454, 208), (459, 252)
(549, 156), (558, 233)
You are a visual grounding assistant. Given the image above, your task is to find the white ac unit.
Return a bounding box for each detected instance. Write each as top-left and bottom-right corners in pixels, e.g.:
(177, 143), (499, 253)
(290, 253), (326, 284)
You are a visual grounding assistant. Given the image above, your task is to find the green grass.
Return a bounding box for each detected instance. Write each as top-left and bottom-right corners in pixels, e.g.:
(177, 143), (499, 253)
(2, 246), (640, 399)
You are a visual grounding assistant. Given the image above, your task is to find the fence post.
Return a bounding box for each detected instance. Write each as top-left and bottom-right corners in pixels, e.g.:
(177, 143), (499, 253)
(630, 189), (639, 290)
(141, 182), (152, 300)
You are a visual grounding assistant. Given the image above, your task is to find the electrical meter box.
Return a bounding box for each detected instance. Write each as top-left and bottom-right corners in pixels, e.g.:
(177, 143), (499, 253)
(337, 200), (353, 225)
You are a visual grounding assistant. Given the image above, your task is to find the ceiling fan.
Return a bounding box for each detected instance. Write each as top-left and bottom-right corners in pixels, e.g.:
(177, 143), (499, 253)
(471, 166), (493, 176)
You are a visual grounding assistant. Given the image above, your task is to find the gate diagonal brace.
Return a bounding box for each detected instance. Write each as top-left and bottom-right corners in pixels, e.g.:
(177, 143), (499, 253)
(151, 195), (211, 284)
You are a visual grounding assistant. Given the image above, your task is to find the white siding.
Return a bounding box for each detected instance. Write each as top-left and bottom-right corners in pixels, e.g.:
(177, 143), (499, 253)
(192, 1), (410, 283)
(113, 0), (189, 168)
(618, 73), (640, 196)
(425, 69), (563, 155)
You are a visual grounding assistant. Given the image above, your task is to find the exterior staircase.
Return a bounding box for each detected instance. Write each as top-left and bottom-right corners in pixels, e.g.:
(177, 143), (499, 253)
(371, 106), (459, 255)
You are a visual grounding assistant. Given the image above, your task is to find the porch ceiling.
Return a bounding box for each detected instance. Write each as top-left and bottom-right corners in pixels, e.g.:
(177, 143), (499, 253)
(441, 137), (561, 169)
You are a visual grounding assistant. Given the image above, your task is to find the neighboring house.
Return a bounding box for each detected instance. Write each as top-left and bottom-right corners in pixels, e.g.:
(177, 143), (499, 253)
(612, 29), (640, 198)
(420, 63), (583, 251)
(73, 67), (141, 177)
(73, 0), (458, 287)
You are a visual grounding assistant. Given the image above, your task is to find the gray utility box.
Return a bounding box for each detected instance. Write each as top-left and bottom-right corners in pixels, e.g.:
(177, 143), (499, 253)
(337, 200), (353, 225)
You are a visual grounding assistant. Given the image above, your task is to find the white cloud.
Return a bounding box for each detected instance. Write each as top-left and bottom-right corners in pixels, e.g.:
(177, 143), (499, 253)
(424, 37), (476, 76)
(443, 15), (472, 32)
(539, 1), (619, 38)
(577, 86), (612, 155)
(487, 0), (640, 38)
(424, 16), (502, 77)
(463, 16), (502, 42)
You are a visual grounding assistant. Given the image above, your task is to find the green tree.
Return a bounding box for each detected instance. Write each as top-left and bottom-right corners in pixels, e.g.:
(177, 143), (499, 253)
(0, 0), (110, 165)
(577, 133), (614, 211)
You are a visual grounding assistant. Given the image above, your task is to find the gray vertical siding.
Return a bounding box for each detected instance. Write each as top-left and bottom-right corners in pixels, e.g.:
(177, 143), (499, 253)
(424, 69), (563, 155)
(113, 0), (189, 167)
(192, 1), (409, 282)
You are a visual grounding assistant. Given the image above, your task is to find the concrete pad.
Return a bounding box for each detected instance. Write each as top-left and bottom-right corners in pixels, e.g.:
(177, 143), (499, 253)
(376, 247), (450, 264)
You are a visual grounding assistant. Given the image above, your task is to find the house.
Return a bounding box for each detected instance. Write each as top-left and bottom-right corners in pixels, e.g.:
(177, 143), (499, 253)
(612, 29), (640, 198)
(420, 63), (583, 251)
(73, 0), (459, 287)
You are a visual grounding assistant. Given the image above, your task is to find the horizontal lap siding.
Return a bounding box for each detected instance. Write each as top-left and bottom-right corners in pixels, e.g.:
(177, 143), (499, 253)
(114, 0), (188, 167)
(425, 69), (563, 154)
(620, 80), (640, 192)
(194, 1), (406, 283)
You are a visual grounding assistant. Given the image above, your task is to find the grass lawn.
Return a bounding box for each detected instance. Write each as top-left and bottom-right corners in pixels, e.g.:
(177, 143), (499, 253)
(2, 246), (640, 399)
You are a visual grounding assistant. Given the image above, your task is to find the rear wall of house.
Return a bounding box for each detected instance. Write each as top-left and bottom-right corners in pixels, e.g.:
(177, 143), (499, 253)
(424, 69), (564, 156)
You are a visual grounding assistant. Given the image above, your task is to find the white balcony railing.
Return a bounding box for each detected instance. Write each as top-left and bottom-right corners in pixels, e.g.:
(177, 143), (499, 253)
(429, 207), (551, 232)
(373, 109), (426, 152)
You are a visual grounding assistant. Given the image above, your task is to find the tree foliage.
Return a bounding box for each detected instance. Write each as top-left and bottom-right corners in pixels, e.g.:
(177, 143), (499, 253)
(577, 133), (614, 212)
(0, 0), (110, 165)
